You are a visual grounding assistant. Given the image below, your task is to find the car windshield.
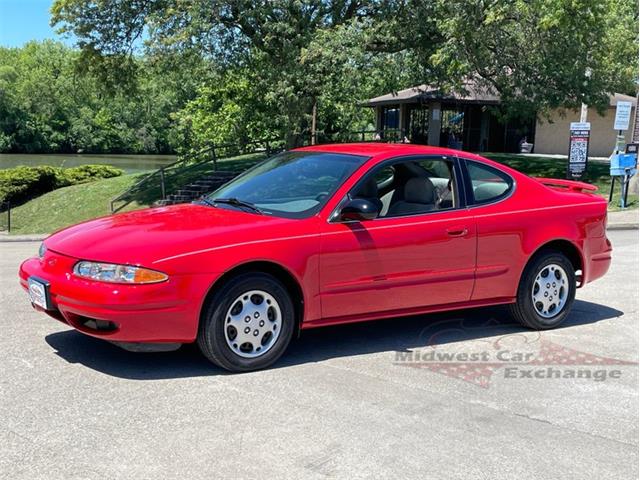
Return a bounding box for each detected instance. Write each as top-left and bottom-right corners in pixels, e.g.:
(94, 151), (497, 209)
(207, 150), (368, 218)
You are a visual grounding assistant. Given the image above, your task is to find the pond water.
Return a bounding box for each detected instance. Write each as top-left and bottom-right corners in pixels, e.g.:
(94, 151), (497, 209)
(0, 153), (178, 174)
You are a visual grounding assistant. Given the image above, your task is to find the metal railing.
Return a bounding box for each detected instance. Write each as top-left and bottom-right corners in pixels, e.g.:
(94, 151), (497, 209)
(109, 138), (285, 213)
(310, 128), (408, 145)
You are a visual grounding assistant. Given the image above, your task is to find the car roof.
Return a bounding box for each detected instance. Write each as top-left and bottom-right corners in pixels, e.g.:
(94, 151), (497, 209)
(295, 142), (467, 158)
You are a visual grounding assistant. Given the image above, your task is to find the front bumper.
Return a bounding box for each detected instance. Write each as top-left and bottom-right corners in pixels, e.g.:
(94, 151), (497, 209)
(19, 249), (218, 343)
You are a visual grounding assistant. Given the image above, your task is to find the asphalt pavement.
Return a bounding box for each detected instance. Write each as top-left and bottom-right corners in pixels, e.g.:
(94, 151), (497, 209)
(0, 230), (638, 480)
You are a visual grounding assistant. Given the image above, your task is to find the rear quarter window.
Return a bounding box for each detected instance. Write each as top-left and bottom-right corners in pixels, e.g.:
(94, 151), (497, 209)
(466, 160), (514, 205)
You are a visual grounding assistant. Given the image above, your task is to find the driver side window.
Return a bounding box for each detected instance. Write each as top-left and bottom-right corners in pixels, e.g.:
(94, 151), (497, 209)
(351, 156), (458, 219)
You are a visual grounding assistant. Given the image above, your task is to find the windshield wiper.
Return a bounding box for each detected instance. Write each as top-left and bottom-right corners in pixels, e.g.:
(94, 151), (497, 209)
(196, 196), (217, 208)
(210, 197), (263, 214)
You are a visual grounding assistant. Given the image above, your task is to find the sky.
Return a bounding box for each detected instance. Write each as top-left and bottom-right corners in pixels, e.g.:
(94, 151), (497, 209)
(0, 0), (72, 47)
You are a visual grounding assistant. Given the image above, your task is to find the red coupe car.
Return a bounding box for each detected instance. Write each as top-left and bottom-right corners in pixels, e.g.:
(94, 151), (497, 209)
(20, 143), (612, 371)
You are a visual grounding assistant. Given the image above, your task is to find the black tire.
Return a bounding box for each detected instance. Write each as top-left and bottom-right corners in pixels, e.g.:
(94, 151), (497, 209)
(509, 249), (576, 329)
(197, 272), (295, 372)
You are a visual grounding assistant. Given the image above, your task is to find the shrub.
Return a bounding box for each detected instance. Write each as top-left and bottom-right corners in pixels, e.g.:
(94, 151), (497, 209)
(0, 164), (123, 206)
(58, 165), (123, 184)
(0, 166), (59, 206)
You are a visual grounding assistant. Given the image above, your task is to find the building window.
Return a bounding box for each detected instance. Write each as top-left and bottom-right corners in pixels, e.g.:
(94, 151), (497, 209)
(382, 107), (400, 129)
(441, 107), (465, 150)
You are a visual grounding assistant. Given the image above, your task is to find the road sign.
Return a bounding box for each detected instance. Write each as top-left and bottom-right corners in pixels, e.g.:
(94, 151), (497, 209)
(567, 123), (590, 179)
(613, 101), (632, 130)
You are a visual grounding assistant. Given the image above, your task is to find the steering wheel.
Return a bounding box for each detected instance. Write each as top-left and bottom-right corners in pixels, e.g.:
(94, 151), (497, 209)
(315, 192), (329, 202)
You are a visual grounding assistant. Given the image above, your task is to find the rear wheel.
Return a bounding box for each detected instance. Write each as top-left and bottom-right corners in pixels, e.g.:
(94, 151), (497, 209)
(509, 250), (576, 329)
(198, 273), (295, 372)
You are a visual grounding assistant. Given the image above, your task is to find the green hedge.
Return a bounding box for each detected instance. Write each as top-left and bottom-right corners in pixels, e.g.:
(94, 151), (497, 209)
(0, 165), (123, 206)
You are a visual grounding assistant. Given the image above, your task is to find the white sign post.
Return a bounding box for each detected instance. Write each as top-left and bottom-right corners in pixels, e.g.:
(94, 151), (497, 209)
(614, 101), (632, 131)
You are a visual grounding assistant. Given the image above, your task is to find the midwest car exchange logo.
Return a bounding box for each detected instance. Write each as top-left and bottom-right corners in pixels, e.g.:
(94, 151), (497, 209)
(393, 318), (637, 388)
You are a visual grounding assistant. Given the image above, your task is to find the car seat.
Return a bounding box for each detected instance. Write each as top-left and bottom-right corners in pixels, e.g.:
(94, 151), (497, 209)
(387, 177), (436, 216)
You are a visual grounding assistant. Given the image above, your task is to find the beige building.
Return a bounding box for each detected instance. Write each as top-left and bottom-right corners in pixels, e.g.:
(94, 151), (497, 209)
(534, 93), (637, 157)
(365, 84), (637, 156)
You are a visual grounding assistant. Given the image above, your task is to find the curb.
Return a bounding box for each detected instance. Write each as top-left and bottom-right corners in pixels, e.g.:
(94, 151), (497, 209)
(0, 235), (47, 242)
(607, 223), (639, 231)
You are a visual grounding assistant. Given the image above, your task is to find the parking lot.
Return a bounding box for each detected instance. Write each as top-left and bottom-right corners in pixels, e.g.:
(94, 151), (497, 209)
(1, 229), (637, 480)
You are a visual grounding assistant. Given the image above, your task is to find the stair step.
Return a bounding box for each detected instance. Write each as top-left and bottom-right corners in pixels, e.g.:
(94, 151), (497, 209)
(152, 170), (245, 208)
(201, 172), (239, 181)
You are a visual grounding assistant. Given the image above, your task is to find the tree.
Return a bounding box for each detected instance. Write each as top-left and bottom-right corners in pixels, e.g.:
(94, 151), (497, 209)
(0, 41), (82, 152)
(51, 0), (638, 141)
(51, 1), (409, 145)
(175, 70), (276, 151)
(0, 41), (201, 153)
(408, 0), (638, 119)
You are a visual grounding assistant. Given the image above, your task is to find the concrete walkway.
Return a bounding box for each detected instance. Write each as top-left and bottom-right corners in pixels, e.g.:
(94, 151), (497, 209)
(608, 209), (639, 230)
(0, 233), (45, 242)
(504, 152), (612, 163)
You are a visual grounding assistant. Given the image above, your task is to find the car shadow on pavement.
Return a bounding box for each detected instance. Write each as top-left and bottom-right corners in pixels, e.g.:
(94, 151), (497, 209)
(45, 299), (622, 380)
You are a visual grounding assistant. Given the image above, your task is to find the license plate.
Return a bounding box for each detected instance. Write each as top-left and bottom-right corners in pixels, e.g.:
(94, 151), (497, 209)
(28, 276), (51, 310)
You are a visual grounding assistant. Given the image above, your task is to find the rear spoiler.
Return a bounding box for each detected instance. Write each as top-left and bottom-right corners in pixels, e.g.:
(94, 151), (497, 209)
(535, 177), (598, 192)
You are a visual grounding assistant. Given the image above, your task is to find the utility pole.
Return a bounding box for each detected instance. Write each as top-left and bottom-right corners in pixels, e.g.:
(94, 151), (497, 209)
(580, 68), (592, 123)
(580, 102), (588, 123)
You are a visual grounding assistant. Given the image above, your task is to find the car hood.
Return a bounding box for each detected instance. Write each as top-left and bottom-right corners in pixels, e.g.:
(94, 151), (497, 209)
(45, 204), (294, 268)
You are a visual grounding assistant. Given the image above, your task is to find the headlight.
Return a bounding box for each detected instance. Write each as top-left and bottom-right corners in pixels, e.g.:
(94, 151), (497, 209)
(38, 242), (47, 258)
(73, 261), (168, 284)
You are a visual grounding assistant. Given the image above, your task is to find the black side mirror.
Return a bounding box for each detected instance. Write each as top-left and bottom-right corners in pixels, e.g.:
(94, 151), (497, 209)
(339, 198), (379, 221)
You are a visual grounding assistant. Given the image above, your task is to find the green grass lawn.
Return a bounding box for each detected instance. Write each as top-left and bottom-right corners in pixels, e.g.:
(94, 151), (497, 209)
(5, 173), (146, 234)
(3, 152), (266, 234)
(3, 150), (635, 235)
(484, 153), (637, 211)
(110, 151), (267, 212)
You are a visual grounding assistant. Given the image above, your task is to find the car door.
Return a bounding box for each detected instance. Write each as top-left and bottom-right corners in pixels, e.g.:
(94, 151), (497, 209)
(318, 155), (477, 320)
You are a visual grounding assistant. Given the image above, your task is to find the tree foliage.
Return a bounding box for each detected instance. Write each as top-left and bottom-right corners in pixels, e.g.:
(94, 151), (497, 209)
(2, 1), (637, 153)
(50, 1), (416, 147)
(51, 0), (638, 144)
(423, 0), (639, 118)
(0, 41), (204, 153)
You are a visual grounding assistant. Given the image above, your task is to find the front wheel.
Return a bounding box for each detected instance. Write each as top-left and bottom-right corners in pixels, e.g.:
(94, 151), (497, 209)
(197, 273), (295, 372)
(509, 250), (576, 329)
